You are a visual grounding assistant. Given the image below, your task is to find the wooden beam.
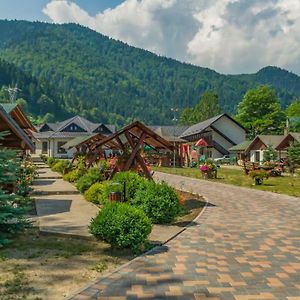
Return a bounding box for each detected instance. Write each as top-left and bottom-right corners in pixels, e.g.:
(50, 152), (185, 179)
(124, 132), (146, 171)
(125, 131), (152, 179)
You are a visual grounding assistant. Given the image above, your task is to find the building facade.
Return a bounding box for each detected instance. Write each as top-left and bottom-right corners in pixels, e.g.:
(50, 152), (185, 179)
(179, 114), (246, 159)
(32, 116), (115, 158)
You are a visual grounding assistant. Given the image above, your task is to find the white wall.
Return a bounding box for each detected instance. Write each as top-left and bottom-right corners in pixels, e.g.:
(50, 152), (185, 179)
(250, 150), (264, 162)
(213, 116), (246, 145)
(212, 130), (233, 150)
(33, 138), (75, 158)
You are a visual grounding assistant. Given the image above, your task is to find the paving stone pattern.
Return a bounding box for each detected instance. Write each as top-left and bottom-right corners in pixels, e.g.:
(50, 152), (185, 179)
(69, 172), (300, 300)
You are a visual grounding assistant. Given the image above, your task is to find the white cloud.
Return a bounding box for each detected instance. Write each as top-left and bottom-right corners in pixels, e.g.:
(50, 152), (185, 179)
(43, 0), (300, 74)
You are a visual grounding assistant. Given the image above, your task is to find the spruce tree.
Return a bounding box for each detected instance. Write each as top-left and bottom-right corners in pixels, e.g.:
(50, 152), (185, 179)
(0, 134), (29, 247)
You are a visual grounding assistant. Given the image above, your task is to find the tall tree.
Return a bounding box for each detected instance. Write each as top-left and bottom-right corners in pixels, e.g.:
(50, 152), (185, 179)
(286, 99), (300, 132)
(235, 85), (285, 139)
(180, 91), (221, 125)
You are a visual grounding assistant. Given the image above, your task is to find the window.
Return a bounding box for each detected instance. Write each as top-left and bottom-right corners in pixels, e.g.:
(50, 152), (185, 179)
(57, 141), (67, 154)
(42, 141), (48, 154)
(255, 151), (260, 162)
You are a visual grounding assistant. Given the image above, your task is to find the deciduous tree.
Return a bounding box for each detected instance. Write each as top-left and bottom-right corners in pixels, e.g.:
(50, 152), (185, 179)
(235, 86), (285, 139)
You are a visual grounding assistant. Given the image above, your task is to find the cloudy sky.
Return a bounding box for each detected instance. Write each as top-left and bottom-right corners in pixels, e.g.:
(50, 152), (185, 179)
(1, 0), (299, 75)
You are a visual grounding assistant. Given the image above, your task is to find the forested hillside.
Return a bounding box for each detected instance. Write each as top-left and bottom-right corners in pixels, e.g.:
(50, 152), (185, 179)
(0, 20), (299, 125)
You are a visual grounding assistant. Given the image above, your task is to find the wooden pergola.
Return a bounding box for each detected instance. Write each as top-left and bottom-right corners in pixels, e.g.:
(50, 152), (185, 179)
(78, 121), (174, 179)
(0, 105), (35, 151)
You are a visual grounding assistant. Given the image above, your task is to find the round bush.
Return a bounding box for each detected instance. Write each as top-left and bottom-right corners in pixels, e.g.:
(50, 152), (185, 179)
(89, 202), (152, 252)
(131, 181), (181, 224)
(76, 168), (103, 193)
(51, 160), (72, 174)
(84, 181), (111, 205)
(63, 169), (84, 182)
(112, 171), (148, 201)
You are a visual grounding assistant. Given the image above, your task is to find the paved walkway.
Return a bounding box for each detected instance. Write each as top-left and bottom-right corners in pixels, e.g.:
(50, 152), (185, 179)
(33, 162), (99, 237)
(69, 172), (300, 300)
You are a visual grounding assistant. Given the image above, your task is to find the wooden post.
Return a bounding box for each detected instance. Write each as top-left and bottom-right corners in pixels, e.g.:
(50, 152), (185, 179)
(124, 131), (152, 179)
(124, 132), (146, 171)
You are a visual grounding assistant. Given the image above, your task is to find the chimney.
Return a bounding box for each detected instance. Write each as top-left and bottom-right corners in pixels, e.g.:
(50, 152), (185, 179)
(284, 118), (289, 136)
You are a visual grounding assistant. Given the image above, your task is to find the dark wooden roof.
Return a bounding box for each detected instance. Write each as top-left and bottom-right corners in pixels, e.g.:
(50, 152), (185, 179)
(1, 103), (36, 133)
(90, 121), (174, 151)
(0, 105), (35, 151)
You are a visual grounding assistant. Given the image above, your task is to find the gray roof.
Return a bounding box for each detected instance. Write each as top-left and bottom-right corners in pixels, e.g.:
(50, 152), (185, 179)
(229, 140), (252, 152)
(180, 114), (224, 138)
(290, 132), (300, 142)
(256, 135), (285, 148)
(148, 125), (189, 142)
(34, 116), (115, 139)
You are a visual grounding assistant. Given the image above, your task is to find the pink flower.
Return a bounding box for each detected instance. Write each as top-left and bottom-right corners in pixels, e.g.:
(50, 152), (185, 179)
(200, 165), (209, 172)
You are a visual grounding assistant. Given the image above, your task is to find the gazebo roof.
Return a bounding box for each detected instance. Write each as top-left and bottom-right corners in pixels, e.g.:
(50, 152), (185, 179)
(91, 121), (174, 152)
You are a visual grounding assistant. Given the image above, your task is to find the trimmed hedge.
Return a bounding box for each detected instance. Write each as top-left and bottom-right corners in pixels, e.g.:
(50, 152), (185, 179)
(112, 171), (148, 201)
(76, 168), (103, 193)
(84, 182), (111, 205)
(131, 181), (181, 224)
(89, 202), (152, 252)
(47, 157), (57, 167)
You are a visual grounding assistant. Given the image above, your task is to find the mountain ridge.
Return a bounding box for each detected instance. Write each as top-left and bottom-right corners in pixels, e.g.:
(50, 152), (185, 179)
(0, 20), (299, 125)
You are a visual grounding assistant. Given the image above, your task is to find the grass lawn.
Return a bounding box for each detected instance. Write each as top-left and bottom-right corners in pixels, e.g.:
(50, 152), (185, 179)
(0, 228), (133, 300)
(154, 166), (300, 197)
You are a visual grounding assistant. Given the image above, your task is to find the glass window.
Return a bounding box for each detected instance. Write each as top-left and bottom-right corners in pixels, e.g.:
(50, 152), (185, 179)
(57, 142), (67, 154)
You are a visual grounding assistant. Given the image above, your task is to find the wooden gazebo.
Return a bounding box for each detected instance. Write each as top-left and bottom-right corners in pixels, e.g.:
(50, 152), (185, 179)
(77, 121), (174, 179)
(0, 104), (35, 151)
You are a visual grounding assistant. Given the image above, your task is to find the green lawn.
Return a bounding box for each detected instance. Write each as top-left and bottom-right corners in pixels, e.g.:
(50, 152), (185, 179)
(153, 166), (300, 197)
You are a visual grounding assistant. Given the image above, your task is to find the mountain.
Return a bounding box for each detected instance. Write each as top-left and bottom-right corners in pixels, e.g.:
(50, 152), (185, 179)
(0, 20), (299, 126)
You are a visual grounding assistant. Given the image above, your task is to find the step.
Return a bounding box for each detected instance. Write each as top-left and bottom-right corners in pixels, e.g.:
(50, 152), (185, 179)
(32, 179), (79, 195)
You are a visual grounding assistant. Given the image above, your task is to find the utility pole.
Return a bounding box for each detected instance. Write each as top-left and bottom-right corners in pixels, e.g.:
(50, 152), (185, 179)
(4, 84), (21, 103)
(171, 107), (178, 168)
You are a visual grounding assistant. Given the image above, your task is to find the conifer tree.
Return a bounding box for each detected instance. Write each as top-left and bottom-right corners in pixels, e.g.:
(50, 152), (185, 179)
(0, 134), (29, 247)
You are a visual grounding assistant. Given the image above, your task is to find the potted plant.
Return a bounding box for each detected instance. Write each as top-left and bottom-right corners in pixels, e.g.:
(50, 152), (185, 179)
(249, 170), (269, 185)
(199, 160), (217, 179)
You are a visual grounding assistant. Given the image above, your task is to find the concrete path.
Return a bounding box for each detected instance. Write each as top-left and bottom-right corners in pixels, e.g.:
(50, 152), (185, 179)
(33, 161), (99, 237)
(69, 172), (300, 300)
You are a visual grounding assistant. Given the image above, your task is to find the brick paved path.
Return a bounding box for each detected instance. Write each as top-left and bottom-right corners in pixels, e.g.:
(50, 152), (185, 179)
(69, 172), (300, 300)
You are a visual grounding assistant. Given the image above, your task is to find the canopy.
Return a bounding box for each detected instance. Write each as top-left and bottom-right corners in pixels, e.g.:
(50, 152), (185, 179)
(84, 121), (174, 179)
(195, 138), (208, 147)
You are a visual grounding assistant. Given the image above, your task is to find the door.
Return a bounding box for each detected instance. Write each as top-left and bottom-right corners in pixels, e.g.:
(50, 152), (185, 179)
(42, 141), (48, 154)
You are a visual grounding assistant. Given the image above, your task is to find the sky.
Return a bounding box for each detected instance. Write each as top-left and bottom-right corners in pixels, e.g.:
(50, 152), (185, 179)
(0, 0), (299, 75)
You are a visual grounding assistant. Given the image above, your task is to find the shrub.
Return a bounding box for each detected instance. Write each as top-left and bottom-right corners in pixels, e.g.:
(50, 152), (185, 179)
(112, 171), (148, 201)
(131, 181), (181, 224)
(51, 160), (73, 174)
(84, 181), (111, 205)
(76, 168), (103, 193)
(249, 170), (269, 185)
(47, 157), (57, 167)
(63, 169), (84, 182)
(89, 202), (152, 252)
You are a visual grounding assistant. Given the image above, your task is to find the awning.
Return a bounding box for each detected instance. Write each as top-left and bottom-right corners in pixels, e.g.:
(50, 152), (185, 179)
(195, 138), (208, 147)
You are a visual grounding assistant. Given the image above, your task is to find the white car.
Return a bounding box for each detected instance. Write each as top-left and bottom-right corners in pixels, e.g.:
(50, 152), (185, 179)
(214, 155), (230, 163)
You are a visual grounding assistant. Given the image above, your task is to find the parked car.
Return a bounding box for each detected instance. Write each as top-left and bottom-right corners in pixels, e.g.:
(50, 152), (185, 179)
(214, 155), (231, 164)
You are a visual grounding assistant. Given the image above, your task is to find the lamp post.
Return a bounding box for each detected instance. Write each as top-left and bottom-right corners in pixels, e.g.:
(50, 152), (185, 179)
(171, 108), (178, 168)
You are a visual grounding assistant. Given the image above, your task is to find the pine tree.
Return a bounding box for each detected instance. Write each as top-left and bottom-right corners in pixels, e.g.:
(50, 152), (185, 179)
(0, 133), (29, 247)
(287, 141), (300, 174)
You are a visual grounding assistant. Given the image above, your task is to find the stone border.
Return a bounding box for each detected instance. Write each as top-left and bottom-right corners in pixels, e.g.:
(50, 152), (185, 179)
(65, 193), (209, 300)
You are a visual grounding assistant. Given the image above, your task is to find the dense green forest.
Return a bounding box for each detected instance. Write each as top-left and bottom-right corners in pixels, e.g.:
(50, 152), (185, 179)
(0, 20), (299, 126)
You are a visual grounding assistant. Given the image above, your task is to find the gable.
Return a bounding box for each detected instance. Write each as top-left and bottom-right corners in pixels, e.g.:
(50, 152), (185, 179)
(93, 124), (112, 135)
(61, 123), (86, 132)
(39, 124), (53, 132)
